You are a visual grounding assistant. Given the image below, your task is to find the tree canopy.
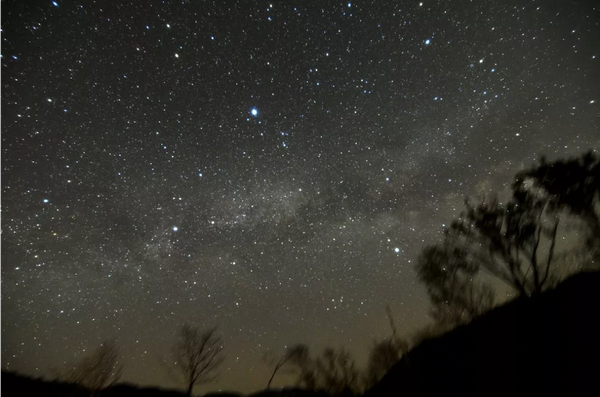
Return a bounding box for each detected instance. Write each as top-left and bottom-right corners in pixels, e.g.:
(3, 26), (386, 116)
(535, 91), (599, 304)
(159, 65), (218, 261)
(172, 325), (224, 397)
(416, 151), (599, 327)
(58, 339), (123, 393)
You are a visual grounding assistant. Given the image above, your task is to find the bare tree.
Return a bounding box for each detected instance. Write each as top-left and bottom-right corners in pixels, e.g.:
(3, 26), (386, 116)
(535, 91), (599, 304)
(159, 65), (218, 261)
(172, 325), (224, 397)
(264, 344), (309, 389)
(315, 347), (359, 396)
(287, 345), (359, 396)
(364, 306), (410, 389)
(364, 339), (401, 389)
(58, 339), (123, 395)
(384, 305), (409, 353)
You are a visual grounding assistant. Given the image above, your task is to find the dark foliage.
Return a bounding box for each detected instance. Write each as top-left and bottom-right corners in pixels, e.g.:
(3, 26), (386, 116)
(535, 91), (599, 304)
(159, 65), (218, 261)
(54, 338), (123, 392)
(515, 151), (600, 257)
(417, 245), (496, 325)
(367, 271), (600, 397)
(287, 346), (360, 396)
(416, 151), (600, 327)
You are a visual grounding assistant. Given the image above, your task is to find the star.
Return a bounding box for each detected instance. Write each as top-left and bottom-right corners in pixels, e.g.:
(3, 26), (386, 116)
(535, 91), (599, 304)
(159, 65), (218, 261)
(1, 0), (596, 393)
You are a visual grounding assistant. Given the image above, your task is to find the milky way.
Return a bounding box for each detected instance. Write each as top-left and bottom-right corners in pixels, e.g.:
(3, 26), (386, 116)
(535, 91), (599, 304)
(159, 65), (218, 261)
(2, 0), (599, 392)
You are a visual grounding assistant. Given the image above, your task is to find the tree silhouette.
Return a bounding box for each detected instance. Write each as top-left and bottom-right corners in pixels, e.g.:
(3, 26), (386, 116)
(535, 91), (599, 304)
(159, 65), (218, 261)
(171, 325), (224, 397)
(364, 339), (402, 389)
(264, 344), (309, 389)
(364, 306), (409, 388)
(515, 150), (600, 259)
(384, 305), (408, 352)
(315, 347), (359, 396)
(287, 346), (359, 395)
(286, 344), (316, 390)
(452, 193), (559, 295)
(58, 338), (123, 395)
(417, 151), (599, 328)
(417, 244), (496, 325)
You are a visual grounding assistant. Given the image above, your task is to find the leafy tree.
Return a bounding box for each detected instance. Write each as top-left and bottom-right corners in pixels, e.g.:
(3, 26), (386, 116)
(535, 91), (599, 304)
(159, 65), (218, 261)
(448, 193), (560, 296)
(416, 152), (600, 327)
(58, 339), (123, 395)
(417, 244), (496, 326)
(515, 151), (600, 258)
(171, 325), (224, 397)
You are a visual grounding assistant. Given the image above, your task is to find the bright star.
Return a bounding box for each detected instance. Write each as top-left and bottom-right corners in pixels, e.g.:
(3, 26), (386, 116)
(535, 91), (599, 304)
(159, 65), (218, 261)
(394, 247), (401, 253)
(425, 39), (431, 45)
(172, 226), (179, 232)
(52, 1), (58, 6)
(251, 108), (258, 116)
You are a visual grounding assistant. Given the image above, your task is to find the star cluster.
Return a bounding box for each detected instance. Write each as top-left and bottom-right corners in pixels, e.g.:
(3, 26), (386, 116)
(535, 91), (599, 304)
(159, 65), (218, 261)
(2, 0), (599, 392)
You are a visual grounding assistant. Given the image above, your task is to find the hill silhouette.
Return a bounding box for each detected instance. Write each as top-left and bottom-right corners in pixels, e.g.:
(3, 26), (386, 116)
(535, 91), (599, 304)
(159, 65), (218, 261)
(3, 271), (600, 396)
(367, 271), (600, 397)
(0, 371), (325, 397)
(1, 371), (190, 397)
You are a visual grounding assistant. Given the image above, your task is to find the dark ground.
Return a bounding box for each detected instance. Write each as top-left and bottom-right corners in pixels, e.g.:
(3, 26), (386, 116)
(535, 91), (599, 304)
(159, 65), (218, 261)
(3, 271), (600, 397)
(367, 271), (600, 397)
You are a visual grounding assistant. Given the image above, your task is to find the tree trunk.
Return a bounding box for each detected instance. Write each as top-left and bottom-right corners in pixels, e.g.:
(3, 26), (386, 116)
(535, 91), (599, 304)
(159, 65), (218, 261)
(268, 361), (284, 389)
(186, 382), (194, 397)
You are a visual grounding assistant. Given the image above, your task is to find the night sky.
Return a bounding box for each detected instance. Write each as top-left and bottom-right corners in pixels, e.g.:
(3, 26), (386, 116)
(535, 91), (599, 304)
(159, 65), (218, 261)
(2, 0), (599, 393)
